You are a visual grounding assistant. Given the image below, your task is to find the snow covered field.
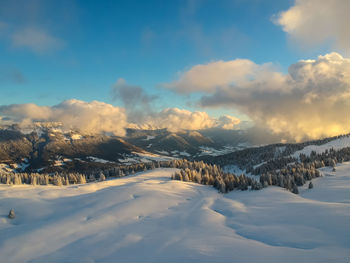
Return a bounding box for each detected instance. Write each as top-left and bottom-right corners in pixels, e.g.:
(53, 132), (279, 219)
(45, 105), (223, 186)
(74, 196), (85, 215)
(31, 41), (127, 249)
(0, 166), (349, 263)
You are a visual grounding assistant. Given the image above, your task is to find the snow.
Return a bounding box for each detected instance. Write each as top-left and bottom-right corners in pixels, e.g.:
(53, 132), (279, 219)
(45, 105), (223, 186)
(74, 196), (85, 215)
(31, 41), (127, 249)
(292, 135), (350, 158)
(0, 166), (350, 262)
(87, 156), (112, 164)
(179, 151), (191, 157)
(143, 135), (155, 141)
(0, 163), (11, 173)
(169, 150), (190, 157)
(133, 152), (175, 162)
(71, 134), (83, 140)
(53, 158), (72, 167)
(14, 161), (30, 171)
(198, 144), (248, 157)
(155, 150), (169, 155)
(0, 161), (30, 173)
(118, 152), (174, 165)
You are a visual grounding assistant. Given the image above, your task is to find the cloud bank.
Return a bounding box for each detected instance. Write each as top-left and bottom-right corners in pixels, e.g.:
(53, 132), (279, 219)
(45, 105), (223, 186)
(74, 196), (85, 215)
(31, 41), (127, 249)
(0, 100), (240, 135)
(275, 0), (350, 53)
(163, 59), (275, 93)
(134, 108), (240, 132)
(165, 52), (350, 141)
(0, 100), (128, 136)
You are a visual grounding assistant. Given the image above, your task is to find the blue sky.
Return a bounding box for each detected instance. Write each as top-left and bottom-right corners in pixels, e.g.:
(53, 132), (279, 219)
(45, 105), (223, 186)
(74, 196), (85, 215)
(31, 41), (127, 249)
(0, 0), (339, 120)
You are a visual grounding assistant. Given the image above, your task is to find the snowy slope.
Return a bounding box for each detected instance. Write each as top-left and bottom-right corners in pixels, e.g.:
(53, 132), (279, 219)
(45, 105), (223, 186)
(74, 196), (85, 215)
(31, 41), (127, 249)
(0, 167), (350, 263)
(292, 135), (350, 158)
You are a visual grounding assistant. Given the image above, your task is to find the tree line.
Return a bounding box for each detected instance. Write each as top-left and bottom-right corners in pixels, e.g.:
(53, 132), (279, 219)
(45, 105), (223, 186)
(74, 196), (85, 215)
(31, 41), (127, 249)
(1, 145), (349, 196)
(170, 160), (261, 193)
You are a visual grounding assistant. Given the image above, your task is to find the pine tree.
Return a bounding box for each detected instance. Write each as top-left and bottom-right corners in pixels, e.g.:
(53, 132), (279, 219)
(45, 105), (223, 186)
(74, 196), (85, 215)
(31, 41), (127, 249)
(55, 175), (63, 186)
(89, 174), (96, 182)
(31, 174), (37, 186)
(65, 175), (70, 185)
(292, 184), (299, 194)
(308, 181), (313, 189)
(182, 173), (189, 182)
(8, 208), (15, 219)
(99, 172), (106, 181)
(78, 174), (86, 184)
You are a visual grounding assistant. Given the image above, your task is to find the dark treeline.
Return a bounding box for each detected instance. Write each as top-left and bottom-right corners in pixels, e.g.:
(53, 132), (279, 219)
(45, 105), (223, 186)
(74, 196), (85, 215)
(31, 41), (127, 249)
(203, 134), (349, 171)
(1, 159), (253, 189)
(254, 147), (350, 175)
(2, 145), (349, 196)
(259, 163), (321, 194)
(170, 160), (262, 193)
(257, 147), (350, 194)
(0, 161), (161, 186)
(168, 145), (349, 195)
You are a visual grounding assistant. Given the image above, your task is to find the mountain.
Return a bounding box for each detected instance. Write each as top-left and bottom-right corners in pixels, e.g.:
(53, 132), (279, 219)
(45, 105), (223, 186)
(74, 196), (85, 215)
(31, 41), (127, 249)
(0, 125), (150, 173)
(3, 123), (349, 175)
(203, 133), (350, 173)
(125, 128), (216, 156)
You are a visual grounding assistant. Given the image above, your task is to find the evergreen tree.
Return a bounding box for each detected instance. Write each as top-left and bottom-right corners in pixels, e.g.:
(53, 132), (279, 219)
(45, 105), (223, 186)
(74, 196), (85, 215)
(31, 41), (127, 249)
(99, 172), (106, 181)
(292, 184), (299, 194)
(8, 208), (15, 219)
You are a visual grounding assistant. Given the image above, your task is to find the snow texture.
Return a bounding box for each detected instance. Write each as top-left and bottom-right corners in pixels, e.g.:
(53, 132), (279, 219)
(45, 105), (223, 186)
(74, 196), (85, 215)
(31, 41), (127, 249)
(292, 136), (350, 158)
(0, 166), (349, 263)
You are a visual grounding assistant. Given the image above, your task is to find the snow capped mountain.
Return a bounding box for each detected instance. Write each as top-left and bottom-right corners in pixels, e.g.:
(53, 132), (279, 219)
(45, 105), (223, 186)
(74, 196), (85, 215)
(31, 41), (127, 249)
(0, 125), (151, 173)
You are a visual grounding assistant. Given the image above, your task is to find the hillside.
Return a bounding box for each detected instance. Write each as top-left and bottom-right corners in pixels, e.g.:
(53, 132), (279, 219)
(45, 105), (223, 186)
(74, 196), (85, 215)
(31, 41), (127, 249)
(0, 126), (151, 173)
(204, 134), (350, 172)
(0, 165), (349, 262)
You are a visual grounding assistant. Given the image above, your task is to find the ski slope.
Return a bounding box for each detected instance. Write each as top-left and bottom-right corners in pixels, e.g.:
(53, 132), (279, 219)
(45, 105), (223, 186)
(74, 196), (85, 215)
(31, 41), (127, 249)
(0, 166), (349, 263)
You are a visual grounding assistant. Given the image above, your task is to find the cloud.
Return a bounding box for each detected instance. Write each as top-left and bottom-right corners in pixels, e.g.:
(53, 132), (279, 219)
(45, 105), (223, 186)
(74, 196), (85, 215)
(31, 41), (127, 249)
(163, 59), (275, 93)
(0, 67), (25, 84)
(111, 78), (157, 107)
(130, 107), (240, 132)
(216, 115), (241, 130)
(275, 0), (350, 53)
(0, 99), (240, 135)
(166, 52), (350, 141)
(11, 27), (64, 53)
(111, 78), (157, 123)
(111, 78), (241, 132)
(0, 99), (127, 136)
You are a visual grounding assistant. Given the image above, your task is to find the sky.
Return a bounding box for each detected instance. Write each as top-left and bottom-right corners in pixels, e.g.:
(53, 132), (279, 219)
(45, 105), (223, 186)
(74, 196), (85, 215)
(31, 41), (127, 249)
(1, 0), (350, 141)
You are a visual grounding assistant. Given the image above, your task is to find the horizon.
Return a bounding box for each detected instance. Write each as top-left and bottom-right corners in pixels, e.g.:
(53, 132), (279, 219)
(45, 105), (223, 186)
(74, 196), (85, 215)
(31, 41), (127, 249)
(1, 0), (350, 142)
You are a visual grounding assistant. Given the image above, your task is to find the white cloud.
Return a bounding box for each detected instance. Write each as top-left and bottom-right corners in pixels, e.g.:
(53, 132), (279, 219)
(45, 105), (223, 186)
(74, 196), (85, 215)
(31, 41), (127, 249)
(216, 115), (241, 130)
(166, 52), (350, 141)
(163, 59), (276, 93)
(0, 100), (240, 135)
(0, 99), (128, 136)
(131, 108), (240, 132)
(11, 27), (64, 53)
(275, 0), (350, 53)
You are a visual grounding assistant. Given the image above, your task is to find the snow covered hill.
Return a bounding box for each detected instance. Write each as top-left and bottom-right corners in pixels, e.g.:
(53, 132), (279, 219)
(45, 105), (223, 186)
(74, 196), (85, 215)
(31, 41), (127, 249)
(292, 135), (350, 158)
(0, 166), (349, 263)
